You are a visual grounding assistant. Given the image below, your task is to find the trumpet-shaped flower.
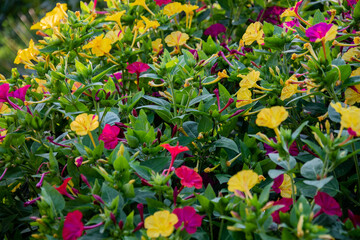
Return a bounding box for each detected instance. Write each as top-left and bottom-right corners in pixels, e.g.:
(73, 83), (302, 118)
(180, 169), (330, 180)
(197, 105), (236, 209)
(161, 142), (189, 176)
(331, 102), (360, 136)
(256, 106), (289, 129)
(105, 30), (124, 44)
(34, 78), (49, 94)
(144, 210), (178, 238)
(236, 88), (252, 108)
(54, 177), (75, 199)
(182, 4), (198, 28)
(238, 70), (261, 89)
(63, 210), (84, 240)
(175, 166), (202, 189)
(314, 191), (342, 218)
(228, 170), (259, 197)
(0, 103), (10, 114)
(0, 83), (22, 110)
(155, 0), (172, 6)
(204, 69), (229, 85)
(345, 85), (360, 105)
(152, 38), (163, 55)
(70, 113), (99, 136)
(165, 31), (189, 48)
(272, 174), (296, 198)
(98, 124), (120, 149)
(204, 23), (226, 39)
(82, 34), (112, 57)
(342, 48), (360, 62)
(305, 23), (338, 43)
(14, 39), (40, 65)
(9, 85), (31, 102)
(242, 22), (264, 45)
(141, 16), (160, 32)
(281, 84), (299, 101)
(173, 206), (203, 234)
(105, 10), (126, 29)
(31, 3), (68, 30)
(280, 1), (302, 18)
(130, 0), (155, 16)
(163, 2), (183, 17)
(271, 198), (293, 224)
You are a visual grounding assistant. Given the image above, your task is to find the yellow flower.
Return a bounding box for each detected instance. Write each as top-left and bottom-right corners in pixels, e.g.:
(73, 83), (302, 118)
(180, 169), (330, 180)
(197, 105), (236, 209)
(144, 210), (178, 238)
(0, 129), (7, 144)
(281, 84), (299, 101)
(228, 170), (259, 198)
(279, 174), (296, 198)
(70, 113), (99, 136)
(82, 34), (112, 57)
(163, 2), (183, 17)
(236, 88), (252, 108)
(31, 3), (68, 30)
(242, 22), (264, 45)
(342, 48), (360, 62)
(351, 68), (360, 77)
(182, 4), (198, 28)
(165, 31), (189, 47)
(34, 78), (48, 94)
(203, 69), (229, 85)
(105, 10), (126, 30)
(345, 85), (360, 105)
(152, 38), (163, 55)
(323, 25), (338, 42)
(238, 70), (261, 89)
(14, 39), (40, 65)
(256, 106), (289, 129)
(140, 16), (160, 32)
(0, 103), (10, 114)
(280, 9), (297, 18)
(331, 102), (360, 135)
(130, 0), (155, 16)
(105, 30), (124, 44)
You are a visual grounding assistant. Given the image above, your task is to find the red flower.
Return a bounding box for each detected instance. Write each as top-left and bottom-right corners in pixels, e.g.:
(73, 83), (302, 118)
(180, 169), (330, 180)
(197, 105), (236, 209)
(271, 174), (283, 194)
(173, 206), (203, 234)
(54, 178), (75, 199)
(314, 191), (342, 218)
(348, 210), (360, 228)
(204, 23), (226, 39)
(175, 166), (202, 189)
(161, 142), (189, 176)
(98, 124), (120, 149)
(63, 210), (84, 240)
(271, 198), (293, 224)
(126, 62), (150, 90)
(154, 0), (171, 6)
(9, 85), (31, 102)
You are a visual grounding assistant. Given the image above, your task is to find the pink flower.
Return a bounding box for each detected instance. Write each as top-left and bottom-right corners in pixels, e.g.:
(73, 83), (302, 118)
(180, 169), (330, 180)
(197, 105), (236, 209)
(63, 210), (84, 240)
(0, 83), (22, 110)
(161, 142), (189, 176)
(110, 72), (122, 80)
(154, 0), (171, 6)
(98, 124), (120, 149)
(9, 85), (31, 102)
(314, 191), (342, 218)
(271, 198), (293, 224)
(204, 23), (226, 39)
(348, 209), (360, 228)
(305, 22), (336, 42)
(126, 62), (150, 91)
(264, 137), (299, 156)
(54, 178), (75, 199)
(175, 166), (203, 189)
(173, 206), (203, 234)
(271, 174), (284, 194)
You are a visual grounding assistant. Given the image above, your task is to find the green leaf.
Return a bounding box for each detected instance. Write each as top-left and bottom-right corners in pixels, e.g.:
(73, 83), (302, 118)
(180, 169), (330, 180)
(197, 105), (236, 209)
(268, 153), (296, 171)
(263, 21), (274, 37)
(188, 94), (213, 107)
(289, 121), (308, 146)
(300, 158), (323, 179)
(182, 121), (198, 139)
(141, 156), (171, 172)
(354, 1), (360, 20)
(101, 183), (124, 206)
(198, 116), (213, 133)
(304, 176), (333, 189)
(92, 65), (116, 82)
(214, 137), (239, 153)
(313, 10), (326, 24)
(143, 95), (171, 109)
(328, 102), (342, 123)
(204, 184), (216, 200)
(41, 182), (65, 213)
(259, 183), (272, 204)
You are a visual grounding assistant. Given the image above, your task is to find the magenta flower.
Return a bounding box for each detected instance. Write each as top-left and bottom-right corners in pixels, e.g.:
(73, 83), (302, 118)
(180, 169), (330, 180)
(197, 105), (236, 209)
(54, 177), (75, 200)
(63, 210), (84, 240)
(314, 191), (342, 218)
(271, 198), (293, 224)
(173, 206), (203, 234)
(0, 83), (22, 110)
(126, 62), (150, 91)
(110, 72), (122, 81)
(348, 210), (360, 228)
(204, 23), (226, 39)
(175, 166), (203, 189)
(271, 174), (284, 194)
(264, 137), (299, 156)
(305, 22), (337, 42)
(9, 85), (31, 102)
(161, 142), (189, 176)
(154, 0), (171, 6)
(98, 124), (120, 149)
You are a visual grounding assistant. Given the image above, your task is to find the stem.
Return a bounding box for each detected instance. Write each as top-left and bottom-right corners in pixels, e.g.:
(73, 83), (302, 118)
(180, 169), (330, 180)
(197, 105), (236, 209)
(218, 219), (224, 240)
(321, 40), (327, 61)
(208, 213), (214, 240)
(352, 142), (360, 198)
(169, 75), (177, 117)
(88, 131), (96, 148)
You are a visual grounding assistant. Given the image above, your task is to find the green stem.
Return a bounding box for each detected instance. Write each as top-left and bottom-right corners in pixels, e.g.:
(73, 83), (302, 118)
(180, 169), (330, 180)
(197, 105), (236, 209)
(169, 75), (177, 117)
(218, 219), (224, 240)
(208, 213), (214, 240)
(352, 142), (360, 198)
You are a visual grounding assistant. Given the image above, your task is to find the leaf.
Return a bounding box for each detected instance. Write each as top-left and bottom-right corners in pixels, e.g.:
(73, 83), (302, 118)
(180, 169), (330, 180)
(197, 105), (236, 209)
(143, 95), (171, 109)
(259, 183), (272, 204)
(188, 94), (213, 107)
(214, 137), (239, 153)
(182, 121), (198, 139)
(204, 184), (216, 200)
(328, 102), (342, 123)
(289, 121), (308, 146)
(300, 158), (323, 179)
(304, 176), (333, 189)
(354, 1), (360, 20)
(268, 153), (296, 171)
(141, 156), (171, 172)
(100, 111), (120, 127)
(198, 116), (213, 133)
(101, 183), (124, 206)
(268, 169), (285, 179)
(313, 10), (326, 24)
(91, 65), (116, 82)
(41, 182), (65, 213)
